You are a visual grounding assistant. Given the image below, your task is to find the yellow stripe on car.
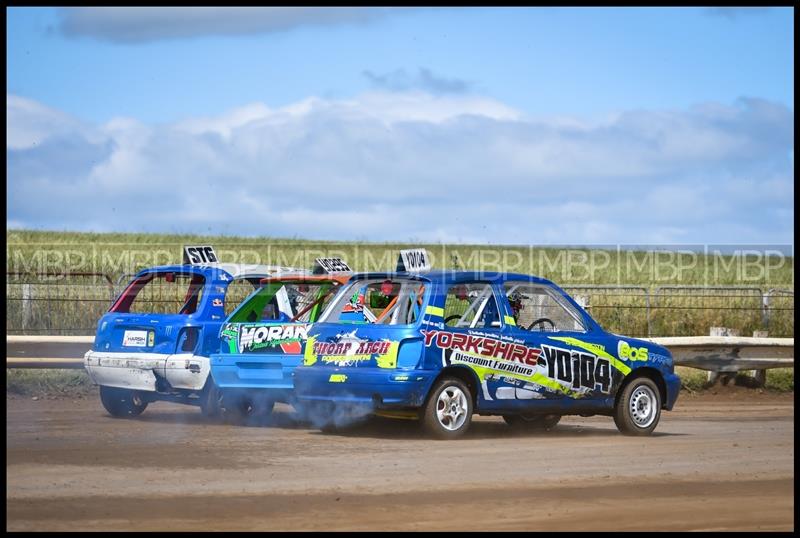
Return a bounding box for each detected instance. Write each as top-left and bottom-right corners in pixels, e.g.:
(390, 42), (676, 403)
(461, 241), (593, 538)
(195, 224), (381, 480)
(548, 336), (631, 375)
(425, 305), (444, 317)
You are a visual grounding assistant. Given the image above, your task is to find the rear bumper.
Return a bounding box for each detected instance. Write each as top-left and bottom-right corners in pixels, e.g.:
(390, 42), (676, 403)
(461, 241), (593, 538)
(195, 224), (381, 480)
(664, 371), (681, 410)
(293, 367), (437, 409)
(84, 351), (209, 392)
(210, 353), (302, 390)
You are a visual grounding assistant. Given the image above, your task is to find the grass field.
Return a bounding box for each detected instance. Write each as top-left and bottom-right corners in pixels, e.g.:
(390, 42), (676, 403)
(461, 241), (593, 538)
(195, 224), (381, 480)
(6, 230), (794, 337)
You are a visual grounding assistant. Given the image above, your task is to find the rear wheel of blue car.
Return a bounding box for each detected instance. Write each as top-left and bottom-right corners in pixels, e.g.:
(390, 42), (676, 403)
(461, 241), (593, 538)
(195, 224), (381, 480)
(614, 376), (662, 436)
(422, 377), (473, 440)
(99, 386), (148, 418)
(220, 390), (274, 425)
(199, 381), (222, 418)
(502, 414), (561, 430)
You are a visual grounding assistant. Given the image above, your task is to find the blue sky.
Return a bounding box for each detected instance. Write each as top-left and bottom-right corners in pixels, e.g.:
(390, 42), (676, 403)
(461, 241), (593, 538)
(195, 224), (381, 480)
(6, 7), (795, 245)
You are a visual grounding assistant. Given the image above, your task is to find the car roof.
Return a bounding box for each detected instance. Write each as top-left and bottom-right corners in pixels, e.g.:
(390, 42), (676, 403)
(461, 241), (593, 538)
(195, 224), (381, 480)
(259, 273), (352, 285)
(135, 263), (308, 280)
(347, 270), (558, 287)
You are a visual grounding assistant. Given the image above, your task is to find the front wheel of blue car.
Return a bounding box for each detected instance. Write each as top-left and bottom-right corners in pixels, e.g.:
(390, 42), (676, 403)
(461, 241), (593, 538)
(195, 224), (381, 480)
(614, 376), (662, 436)
(421, 377), (473, 440)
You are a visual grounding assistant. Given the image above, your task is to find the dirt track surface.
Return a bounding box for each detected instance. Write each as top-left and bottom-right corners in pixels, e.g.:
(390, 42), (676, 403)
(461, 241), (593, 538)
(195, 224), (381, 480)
(6, 391), (795, 531)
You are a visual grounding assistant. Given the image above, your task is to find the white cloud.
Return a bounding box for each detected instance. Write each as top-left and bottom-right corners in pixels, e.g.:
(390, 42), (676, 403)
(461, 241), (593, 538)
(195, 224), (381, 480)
(6, 95), (101, 150)
(6, 92), (794, 245)
(174, 92), (520, 138)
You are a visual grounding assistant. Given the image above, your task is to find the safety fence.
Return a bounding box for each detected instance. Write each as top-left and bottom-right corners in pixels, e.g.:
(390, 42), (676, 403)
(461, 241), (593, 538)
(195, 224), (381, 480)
(6, 272), (116, 336)
(563, 285), (793, 338)
(5, 272), (795, 338)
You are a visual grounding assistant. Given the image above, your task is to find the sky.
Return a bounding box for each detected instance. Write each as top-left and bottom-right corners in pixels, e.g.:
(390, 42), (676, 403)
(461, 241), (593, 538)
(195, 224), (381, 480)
(6, 7), (795, 245)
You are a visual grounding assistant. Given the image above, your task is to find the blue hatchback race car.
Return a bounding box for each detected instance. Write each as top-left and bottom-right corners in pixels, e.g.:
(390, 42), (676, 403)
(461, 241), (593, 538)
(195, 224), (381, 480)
(84, 246), (304, 418)
(293, 266), (680, 439)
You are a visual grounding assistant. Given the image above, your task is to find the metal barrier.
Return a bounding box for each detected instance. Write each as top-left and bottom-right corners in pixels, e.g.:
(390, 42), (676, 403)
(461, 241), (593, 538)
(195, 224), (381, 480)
(647, 336), (794, 370)
(6, 335), (93, 368)
(647, 336), (794, 385)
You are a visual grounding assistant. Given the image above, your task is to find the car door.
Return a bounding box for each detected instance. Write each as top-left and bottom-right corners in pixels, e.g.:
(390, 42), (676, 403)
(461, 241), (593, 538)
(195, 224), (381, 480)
(501, 281), (621, 404)
(436, 280), (512, 407)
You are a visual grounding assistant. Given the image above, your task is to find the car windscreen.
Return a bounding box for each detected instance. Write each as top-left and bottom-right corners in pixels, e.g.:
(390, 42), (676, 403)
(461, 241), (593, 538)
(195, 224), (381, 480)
(111, 272), (206, 315)
(319, 277), (427, 326)
(227, 280), (343, 324)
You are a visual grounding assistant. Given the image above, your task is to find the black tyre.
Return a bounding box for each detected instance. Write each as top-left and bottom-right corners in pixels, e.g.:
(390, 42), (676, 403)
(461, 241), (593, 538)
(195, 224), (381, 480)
(421, 377), (473, 440)
(614, 376), (662, 436)
(220, 390), (274, 425)
(502, 413), (561, 430)
(99, 386), (148, 418)
(200, 380), (222, 417)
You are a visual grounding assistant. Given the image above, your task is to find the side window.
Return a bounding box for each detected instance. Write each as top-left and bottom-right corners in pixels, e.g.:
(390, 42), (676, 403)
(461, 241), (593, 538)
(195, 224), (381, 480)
(227, 281), (344, 324)
(504, 282), (587, 332)
(223, 278), (259, 317)
(281, 282), (342, 323)
(443, 282), (501, 329)
(322, 278), (427, 325)
(113, 272), (205, 315)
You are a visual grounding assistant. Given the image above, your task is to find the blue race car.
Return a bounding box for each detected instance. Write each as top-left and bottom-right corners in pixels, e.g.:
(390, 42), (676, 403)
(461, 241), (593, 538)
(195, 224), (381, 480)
(209, 258), (353, 423)
(293, 261), (680, 439)
(84, 246), (304, 418)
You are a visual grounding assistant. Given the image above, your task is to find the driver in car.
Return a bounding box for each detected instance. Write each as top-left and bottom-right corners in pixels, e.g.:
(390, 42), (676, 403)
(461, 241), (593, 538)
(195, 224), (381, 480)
(507, 291), (525, 327)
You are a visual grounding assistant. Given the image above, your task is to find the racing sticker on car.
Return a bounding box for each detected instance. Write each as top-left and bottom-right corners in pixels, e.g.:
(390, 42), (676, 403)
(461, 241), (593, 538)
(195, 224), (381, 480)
(421, 330), (616, 397)
(540, 344), (611, 393)
(122, 330), (149, 347)
(303, 330), (399, 368)
(221, 323), (309, 354)
(617, 340), (650, 362)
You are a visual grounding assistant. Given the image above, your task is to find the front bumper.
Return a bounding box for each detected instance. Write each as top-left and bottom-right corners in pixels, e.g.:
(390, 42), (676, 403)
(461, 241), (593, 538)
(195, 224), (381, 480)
(293, 367), (438, 409)
(84, 350), (209, 392)
(664, 371), (681, 410)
